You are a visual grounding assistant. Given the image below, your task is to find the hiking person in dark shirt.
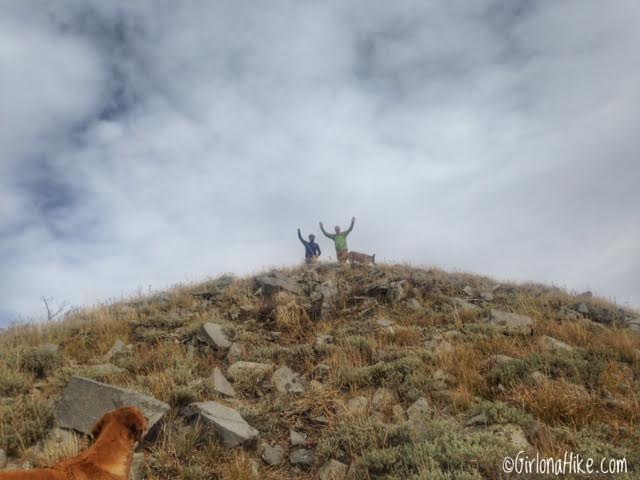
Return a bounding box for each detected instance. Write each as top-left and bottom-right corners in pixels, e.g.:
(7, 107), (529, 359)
(320, 217), (355, 263)
(298, 228), (321, 264)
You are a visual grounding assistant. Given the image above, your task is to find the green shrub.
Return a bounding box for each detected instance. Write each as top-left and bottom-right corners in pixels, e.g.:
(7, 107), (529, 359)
(0, 394), (54, 454)
(0, 369), (32, 396)
(18, 346), (62, 377)
(467, 400), (533, 426)
(487, 359), (530, 386)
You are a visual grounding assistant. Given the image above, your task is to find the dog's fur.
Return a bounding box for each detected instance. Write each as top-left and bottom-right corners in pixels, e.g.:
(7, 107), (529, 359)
(0, 407), (147, 480)
(347, 251), (376, 265)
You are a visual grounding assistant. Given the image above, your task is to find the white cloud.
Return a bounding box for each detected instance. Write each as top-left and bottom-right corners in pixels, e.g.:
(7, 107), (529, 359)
(1, 0), (639, 324)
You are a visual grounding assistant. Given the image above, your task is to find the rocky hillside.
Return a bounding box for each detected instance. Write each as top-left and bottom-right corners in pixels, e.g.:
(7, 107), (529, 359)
(1, 264), (639, 479)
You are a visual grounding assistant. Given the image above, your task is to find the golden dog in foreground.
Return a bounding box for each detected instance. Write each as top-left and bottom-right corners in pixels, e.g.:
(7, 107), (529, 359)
(0, 407), (147, 480)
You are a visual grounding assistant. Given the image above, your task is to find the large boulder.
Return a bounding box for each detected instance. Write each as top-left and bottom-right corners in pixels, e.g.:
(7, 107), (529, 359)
(54, 377), (169, 436)
(182, 401), (259, 448)
(488, 310), (534, 334)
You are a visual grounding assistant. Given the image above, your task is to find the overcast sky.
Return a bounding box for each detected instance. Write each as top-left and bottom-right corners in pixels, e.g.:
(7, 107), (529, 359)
(1, 0), (639, 325)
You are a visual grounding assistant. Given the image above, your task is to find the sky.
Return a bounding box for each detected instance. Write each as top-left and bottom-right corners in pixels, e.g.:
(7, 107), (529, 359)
(1, 0), (639, 325)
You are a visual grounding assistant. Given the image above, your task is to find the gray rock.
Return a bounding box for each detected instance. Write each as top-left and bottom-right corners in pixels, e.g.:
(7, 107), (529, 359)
(462, 285), (475, 297)
(465, 412), (488, 426)
(226, 342), (246, 363)
(289, 448), (315, 467)
(480, 291), (494, 301)
(376, 318), (394, 327)
(407, 397), (431, 421)
(290, 429), (307, 446)
(577, 303), (590, 315)
(0, 448), (7, 469)
(130, 452), (145, 480)
(182, 401), (259, 448)
(540, 335), (573, 352)
(104, 339), (133, 361)
(450, 297), (481, 312)
(272, 366), (306, 394)
(256, 272), (304, 296)
(317, 281), (339, 318)
(211, 367), (236, 397)
(487, 424), (531, 450)
(371, 388), (397, 411)
(387, 280), (410, 303)
(406, 298), (423, 312)
(319, 459), (348, 480)
(200, 323), (232, 349)
(227, 361), (274, 383)
(530, 371), (547, 385)
(486, 354), (516, 366)
(315, 335), (335, 349)
(345, 396), (369, 416)
(488, 309), (534, 334)
(54, 376), (169, 436)
(261, 444), (285, 466)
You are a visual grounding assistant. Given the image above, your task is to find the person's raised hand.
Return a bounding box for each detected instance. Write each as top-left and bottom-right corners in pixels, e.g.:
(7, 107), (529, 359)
(351, 216), (356, 223)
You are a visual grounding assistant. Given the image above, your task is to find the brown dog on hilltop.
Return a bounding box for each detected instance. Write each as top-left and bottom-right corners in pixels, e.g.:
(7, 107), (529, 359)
(0, 407), (147, 480)
(347, 251), (376, 265)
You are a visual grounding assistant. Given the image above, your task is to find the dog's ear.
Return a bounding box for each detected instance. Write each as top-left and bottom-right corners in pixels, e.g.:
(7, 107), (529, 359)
(121, 409), (147, 442)
(91, 412), (111, 440)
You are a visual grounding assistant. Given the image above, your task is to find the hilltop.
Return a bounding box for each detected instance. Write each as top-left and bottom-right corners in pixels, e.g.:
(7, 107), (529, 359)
(1, 263), (639, 479)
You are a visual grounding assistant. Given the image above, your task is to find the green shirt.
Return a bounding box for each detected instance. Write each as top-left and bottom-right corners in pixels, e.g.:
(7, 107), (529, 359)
(321, 222), (354, 252)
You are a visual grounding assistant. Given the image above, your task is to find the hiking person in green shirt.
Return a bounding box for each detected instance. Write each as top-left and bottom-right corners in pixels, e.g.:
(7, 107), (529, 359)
(319, 217), (355, 263)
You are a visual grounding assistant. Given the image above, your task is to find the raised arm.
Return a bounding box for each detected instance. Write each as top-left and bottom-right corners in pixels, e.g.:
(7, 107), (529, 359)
(344, 216), (356, 235)
(319, 222), (334, 239)
(297, 228), (305, 244)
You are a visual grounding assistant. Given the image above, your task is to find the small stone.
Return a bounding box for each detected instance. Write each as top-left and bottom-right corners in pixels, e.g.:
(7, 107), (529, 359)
(376, 318), (394, 327)
(211, 367), (236, 397)
(182, 401), (259, 448)
(261, 444), (285, 466)
(530, 371), (547, 385)
(130, 452), (145, 480)
(345, 396), (369, 416)
(407, 397), (431, 421)
(319, 459), (348, 480)
(200, 323), (232, 349)
(480, 291), (494, 301)
(406, 298), (422, 312)
(463, 285), (475, 297)
(104, 339), (133, 361)
(488, 310), (534, 335)
(488, 424), (532, 451)
(226, 342), (246, 363)
(577, 303), (590, 315)
(289, 448), (315, 467)
(486, 354), (516, 366)
(290, 429), (307, 446)
(465, 412), (488, 426)
(315, 335), (335, 349)
(540, 335), (573, 352)
(371, 388), (397, 411)
(272, 366), (306, 394)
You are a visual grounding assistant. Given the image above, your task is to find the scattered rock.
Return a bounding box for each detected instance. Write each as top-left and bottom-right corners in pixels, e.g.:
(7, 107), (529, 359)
(54, 376), (169, 436)
(289, 448), (314, 467)
(462, 285), (475, 297)
(104, 339), (133, 362)
(406, 297), (422, 312)
(227, 361), (274, 383)
(424, 339), (454, 355)
(272, 366), (306, 394)
(182, 401), (259, 448)
(256, 272), (304, 296)
(577, 303), (590, 315)
(465, 412), (488, 426)
(200, 323), (232, 350)
(290, 429), (307, 446)
(211, 367), (236, 397)
(480, 291), (494, 301)
(317, 281), (339, 318)
(530, 371), (547, 385)
(319, 459), (348, 480)
(387, 280), (410, 303)
(371, 388), (397, 411)
(261, 444), (285, 466)
(450, 297), (481, 312)
(578, 291), (593, 298)
(488, 424), (532, 451)
(488, 309), (534, 334)
(486, 354), (516, 366)
(226, 342), (246, 363)
(376, 318), (394, 328)
(407, 397), (431, 421)
(540, 335), (573, 352)
(345, 396), (369, 416)
(130, 452), (145, 480)
(315, 335), (335, 349)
